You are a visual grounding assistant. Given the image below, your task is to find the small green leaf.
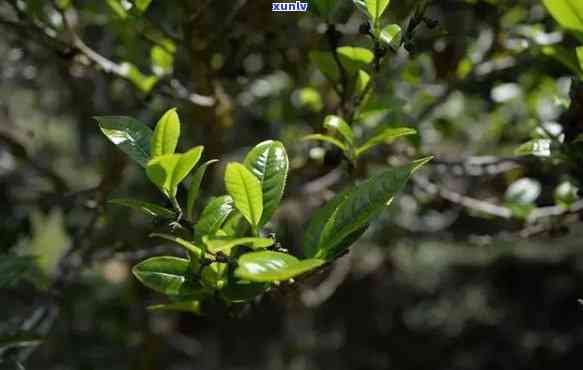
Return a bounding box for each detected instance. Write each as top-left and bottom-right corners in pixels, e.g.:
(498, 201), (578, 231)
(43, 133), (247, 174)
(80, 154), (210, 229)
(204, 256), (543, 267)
(203, 236), (274, 254)
(303, 134), (348, 151)
(221, 212), (250, 237)
(515, 139), (552, 157)
(356, 127), (417, 157)
(309, 0), (354, 23)
(146, 147), (203, 198)
(309, 47), (373, 82)
(543, 0), (583, 32)
(132, 256), (199, 295)
(234, 251), (325, 282)
(121, 62), (159, 93)
(148, 301), (201, 314)
(225, 163), (264, 228)
(108, 198), (177, 219)
(194, 196), (234, 238)
(151, 45), (174, 76)
(135, 0), (153, 12)
(243, 141), (289, 226)
(380, 24), (401, 46)
(95, 116), (152, 167)
(106, 0), (128, 18)
(149, 233), (203, 258)
(323, 115), (354, 145)
(187, 159), (218, 221)
(304, 158), (431, 259)
(151, 108), (180, 157)
(201, 262), (228, 289)
(354, 0), (391, 26)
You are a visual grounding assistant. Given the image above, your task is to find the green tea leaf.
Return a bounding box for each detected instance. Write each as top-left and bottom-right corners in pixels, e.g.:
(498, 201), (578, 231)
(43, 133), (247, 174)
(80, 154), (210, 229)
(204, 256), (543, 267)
(194, 196), (234, 238)
(135, 0), (153, 12)
(304, 158), (431, 259)
(354, 0), (391, 25)
(149, 233), (203, 258)
(234, 251), (325, 282)
(95, 116), (152, 167)
(203, 236), (274, 254)
(243, 141), (289, 226)
(151, 108), (180, 157)
(356, 127), (417, 156)
(132, 256), (200, 295)
(187, 159), (218, 221)
(543, 0), (583, 32)
(146, 147), (203, 198)
(106, 0), (128, 18)
(221, 280), (269, 302)
(148, 300), (201, 314)
(380, 24), (401, 46)
(224, 163), (263, 228)
(303, 134), (348, 151)
(108, 198), (177, 219)
(221, 212), (250, 237)
(323, 115), (354, 145)
(309, 47), (373, 82)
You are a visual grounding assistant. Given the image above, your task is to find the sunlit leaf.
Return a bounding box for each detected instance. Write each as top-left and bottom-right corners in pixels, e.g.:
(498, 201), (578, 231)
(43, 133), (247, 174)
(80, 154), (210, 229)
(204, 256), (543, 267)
(243, 141), (289, 226)
(234, 251), (325, 282)
(356, 127), (417, 156)
(149, 233), (203, 258)
(224, 163), (263, 228)
(543, 0), (583, 32)
(95, 116), (152, 167)
(303, 134), (348, 151)
(380, 24), (401, 46)
(151, 108), (180, 158)
(323, 115), (354, 145)
(203, 236), (274, 254)
(146, 147), (203, 198)
(194, 196), (234, 238)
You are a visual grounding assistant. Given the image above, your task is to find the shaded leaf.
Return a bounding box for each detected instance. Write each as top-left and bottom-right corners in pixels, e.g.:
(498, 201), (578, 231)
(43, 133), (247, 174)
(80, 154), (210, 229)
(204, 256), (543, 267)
(148, 300), (201, 314)
(95, 116), (152, 167)
(108, 198), (176, 219)
(304, 158), (431, 259)
(0, 255), (36, 288)
(303, 134), (348, 152)
(243, 141), (289, 226)
(0, 332), (43, 351)
(132, 256), (200, 295)
(221, 280), (269, 302)
(187, 160), (219, 221)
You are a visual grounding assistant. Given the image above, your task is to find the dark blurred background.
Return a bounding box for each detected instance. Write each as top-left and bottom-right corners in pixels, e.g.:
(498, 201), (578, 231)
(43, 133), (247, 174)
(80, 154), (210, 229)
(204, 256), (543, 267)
(2, 0), (583, 369)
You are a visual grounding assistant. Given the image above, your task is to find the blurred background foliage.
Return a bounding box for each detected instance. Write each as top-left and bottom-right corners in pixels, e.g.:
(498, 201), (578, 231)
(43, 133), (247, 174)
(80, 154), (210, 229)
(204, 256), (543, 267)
(2, 0), (583, 369)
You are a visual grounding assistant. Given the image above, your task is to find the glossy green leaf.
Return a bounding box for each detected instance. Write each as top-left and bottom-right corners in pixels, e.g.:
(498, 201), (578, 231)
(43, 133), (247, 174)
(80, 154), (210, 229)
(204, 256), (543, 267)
(243, 141), (289, 226)
(203, 236), (274, 254)
(108, 198), (176, 219)
(356, 127), (417, 156)
(201, 262), (228, 289)
(303, 134), (348, 151)
(234, 251), (325, 282)
(354, 0), (391, 25)
(149, 233), (203, 258)
(135, 0), (153, 12)
(148, 301), (201, 314)
(304, 158), (431, 259)
(224, 163), (263, 228)
(323, 115), (354, 145)
(222, 212), (250, 237)
(380, 24), (401, 46)
(543, 0), (583, 32)
(309, 47), (373, 82)
(95, 116), (152, 167)
(132, 256), (198, 295)
(187, 159), (218, 221)
(146, 147), (203, 198)
(194, 196), (234, 238)
(151, 108), (180, 157)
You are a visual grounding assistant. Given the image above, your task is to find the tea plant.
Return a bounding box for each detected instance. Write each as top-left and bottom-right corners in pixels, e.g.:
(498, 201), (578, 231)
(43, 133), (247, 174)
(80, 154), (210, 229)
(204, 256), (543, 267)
(96, 107), (429, 314)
